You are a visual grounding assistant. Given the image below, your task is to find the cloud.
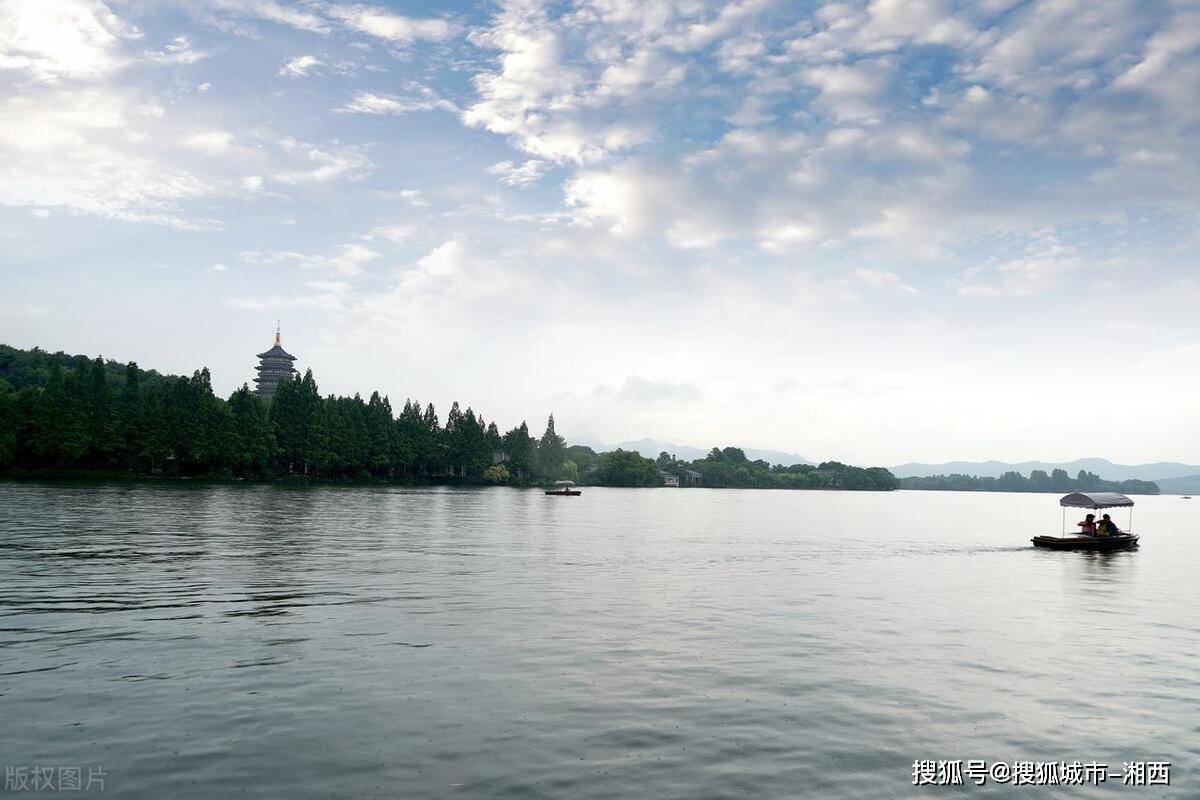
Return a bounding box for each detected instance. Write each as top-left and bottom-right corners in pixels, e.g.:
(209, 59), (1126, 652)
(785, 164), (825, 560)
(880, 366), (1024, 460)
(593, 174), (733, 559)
(0, 0), (134, 81)
(957, 238), (1080, 297)
(324, 4), (453, 44)
(852, 269), (919, 294)
(0, 87), (218, 227)
(182, 129), (235, 153)
(239, 243), (381, 277)
(144, 34), (207, 65)
(365, 223), (415, 242)
(487, 159), (545, 187)
(461, 0), (658, 163)
(196, 0), (330, 34)
(279, 54), (322, 77)
(337, 87), (455, 115)
(616, 376), (701, 404)
(271, 137), (372, 184)
(801, 61), (893, 122)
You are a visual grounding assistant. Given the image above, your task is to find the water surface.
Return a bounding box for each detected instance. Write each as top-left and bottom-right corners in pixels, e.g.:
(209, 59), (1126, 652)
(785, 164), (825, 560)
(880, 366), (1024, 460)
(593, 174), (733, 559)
(1, 484), (1196, 797)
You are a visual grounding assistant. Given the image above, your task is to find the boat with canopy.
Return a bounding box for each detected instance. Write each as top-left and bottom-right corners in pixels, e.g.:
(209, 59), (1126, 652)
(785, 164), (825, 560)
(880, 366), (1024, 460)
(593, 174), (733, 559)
(1031, 492), (1139, 550)
(545, 480), (582, 497)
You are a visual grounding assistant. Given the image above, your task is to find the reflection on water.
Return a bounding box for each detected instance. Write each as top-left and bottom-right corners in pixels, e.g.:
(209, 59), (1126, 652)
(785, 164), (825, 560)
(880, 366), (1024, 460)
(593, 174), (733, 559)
(0, 483), (1197, 799)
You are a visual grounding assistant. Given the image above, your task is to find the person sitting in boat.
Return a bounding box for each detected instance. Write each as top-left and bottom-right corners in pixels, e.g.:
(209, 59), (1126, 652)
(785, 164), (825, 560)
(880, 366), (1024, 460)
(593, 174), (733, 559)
(1077, 514), (1097, 535)
(1096, 514), (1121, 537)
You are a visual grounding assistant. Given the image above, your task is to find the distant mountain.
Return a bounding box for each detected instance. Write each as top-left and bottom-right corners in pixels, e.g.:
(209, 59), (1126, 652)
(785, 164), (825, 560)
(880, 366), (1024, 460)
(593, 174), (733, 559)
(890, 458), (1200, 482)
(572, 437), (813, 466)
(1153, 474), (1200, 495)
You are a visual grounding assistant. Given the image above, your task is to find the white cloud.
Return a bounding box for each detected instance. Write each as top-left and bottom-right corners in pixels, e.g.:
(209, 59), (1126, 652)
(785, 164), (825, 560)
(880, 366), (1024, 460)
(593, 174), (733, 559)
(487, 159), (545, 187)
(461, 0), (657, 163)
(199, 0), (329, 34)
(324, 4), (453, 44)
(337, 88), (455, 115)
(182, 130), (235, 153)
(239, 243), (380, 277)
(279, 54), (322, 77)
(958, 238), (1080, 297)
(271, 137), (372, 184)
(852, 268), (919, 294)
(801, 61), (892, 122)
(209, 262), (228, 272)
(144, 34), (207, 65)
(0, 0), (133, 81)
(365, 223), (415, 242)
(414, 240), (462, 278)
(0, 87), (217, 227)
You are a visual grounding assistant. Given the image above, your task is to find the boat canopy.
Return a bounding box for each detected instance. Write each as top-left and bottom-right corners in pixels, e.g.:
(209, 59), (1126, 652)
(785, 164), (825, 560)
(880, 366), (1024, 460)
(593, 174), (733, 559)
(1059, 491), (1134, 509)
(554, 480), (576, 486)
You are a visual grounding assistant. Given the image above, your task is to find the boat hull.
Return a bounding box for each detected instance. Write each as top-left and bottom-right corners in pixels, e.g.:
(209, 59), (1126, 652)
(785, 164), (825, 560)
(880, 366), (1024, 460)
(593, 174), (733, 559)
(545, 490), (582, 496)
(1031, 534), (1139, 551)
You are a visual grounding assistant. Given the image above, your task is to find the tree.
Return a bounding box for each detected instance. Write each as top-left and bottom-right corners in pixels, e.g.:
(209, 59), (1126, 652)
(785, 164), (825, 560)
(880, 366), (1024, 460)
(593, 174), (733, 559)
(117, 362), (144, 471)
(395, 399), (424, 475)
(596, 449), (662, 487)
(422, 402), (446, 475)
(503, 422), (536, 480)
(228, 384), (273, 478)
(560, 459), (580, 482)
(483, 463), (510, 484)
(536, 413), (565, 479)
(1050, 468), (1072, 491)
(84, 357), (121, 468)
(0, 385), (21, 468)
(366, 392), (396, 477)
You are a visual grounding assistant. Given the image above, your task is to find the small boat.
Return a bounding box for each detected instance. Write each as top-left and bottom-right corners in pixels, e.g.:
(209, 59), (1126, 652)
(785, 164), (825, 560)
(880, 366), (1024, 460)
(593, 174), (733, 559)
(1032, 492), (1139, 551)
(1183, 496), (1192, 500)
(545, 480), (581, 497)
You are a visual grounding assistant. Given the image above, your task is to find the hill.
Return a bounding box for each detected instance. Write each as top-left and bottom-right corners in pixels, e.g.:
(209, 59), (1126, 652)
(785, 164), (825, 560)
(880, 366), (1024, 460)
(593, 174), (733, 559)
(1153, 474), (1200, 495)
(891, 458), (1200, 482)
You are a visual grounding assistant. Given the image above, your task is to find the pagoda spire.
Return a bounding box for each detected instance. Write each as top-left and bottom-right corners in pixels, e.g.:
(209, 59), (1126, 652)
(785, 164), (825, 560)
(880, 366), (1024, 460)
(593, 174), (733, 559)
(274, 320), (282, 347)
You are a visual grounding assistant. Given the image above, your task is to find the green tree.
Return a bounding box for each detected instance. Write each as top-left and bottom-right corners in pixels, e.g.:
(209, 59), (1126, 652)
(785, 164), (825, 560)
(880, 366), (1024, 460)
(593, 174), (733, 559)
(536, 413), (566, 479)
(0, 385), (21, 468)
(503, 421), (536, 481)
(596, 449), (662, 487)
(228, 384), (274, 478)
(366, 392), (397, 477)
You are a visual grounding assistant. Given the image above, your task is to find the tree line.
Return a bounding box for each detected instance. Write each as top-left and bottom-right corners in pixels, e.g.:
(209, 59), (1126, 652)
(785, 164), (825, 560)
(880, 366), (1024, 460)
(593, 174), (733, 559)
(0, 344), (901, 490)
(655, 447), (900, 490)
(0, 345), (567, 483)
(899, 469), (1159, 494)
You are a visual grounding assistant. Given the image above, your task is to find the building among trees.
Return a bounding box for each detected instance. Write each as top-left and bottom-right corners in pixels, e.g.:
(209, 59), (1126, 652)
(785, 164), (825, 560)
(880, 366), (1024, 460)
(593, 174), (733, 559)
(253, 326), (298, 398)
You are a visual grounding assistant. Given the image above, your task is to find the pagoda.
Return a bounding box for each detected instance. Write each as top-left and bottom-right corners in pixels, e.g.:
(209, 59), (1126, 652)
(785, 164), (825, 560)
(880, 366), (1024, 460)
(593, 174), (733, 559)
(253, 324), (298, 398)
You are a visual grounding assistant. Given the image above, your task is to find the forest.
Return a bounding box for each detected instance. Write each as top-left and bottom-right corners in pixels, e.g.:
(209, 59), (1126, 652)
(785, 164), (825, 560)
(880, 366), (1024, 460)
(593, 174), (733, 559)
(900, 470), (1158, 494)
(0, 344), (898, 490)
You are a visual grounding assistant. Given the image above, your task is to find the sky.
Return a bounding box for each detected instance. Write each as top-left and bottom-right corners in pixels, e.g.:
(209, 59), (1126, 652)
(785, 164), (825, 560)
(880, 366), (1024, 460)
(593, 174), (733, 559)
(1, 0), (1199, 466)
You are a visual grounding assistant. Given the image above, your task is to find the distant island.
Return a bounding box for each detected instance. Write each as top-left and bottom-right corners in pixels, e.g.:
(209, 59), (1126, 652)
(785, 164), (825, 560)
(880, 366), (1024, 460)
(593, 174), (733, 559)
(900, 471), (1158, 494)
(0, 343), (898, 491)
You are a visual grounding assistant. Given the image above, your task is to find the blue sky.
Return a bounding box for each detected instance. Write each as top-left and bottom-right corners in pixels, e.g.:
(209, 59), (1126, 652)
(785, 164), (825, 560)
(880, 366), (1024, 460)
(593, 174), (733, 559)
(2, 0), (1199, 464)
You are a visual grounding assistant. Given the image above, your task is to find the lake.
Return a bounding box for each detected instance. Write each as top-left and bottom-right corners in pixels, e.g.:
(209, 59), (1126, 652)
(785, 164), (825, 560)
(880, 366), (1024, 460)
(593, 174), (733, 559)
(1, 483), (1196, 798)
